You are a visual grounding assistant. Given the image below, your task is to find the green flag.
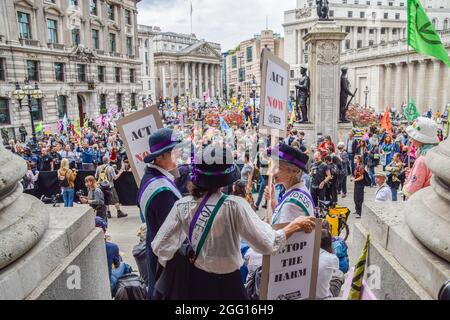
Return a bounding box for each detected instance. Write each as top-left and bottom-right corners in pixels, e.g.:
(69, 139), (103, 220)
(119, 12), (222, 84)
(403, 99), (421, 123)
(407, 0), (450, 67)
(35, 121), (43, 133)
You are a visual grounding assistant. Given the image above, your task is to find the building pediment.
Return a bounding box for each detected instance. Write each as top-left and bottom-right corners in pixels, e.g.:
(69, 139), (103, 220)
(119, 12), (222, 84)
(14, 0), (36, 10)
(44, 5), (65, 17)
(108, 22), (121, 32)
(90, 17), (104, 27)
(182, 42), (221, 59)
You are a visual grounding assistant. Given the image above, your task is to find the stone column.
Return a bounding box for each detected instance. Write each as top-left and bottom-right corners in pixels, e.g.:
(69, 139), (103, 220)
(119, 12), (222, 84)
(408, 62), (417, 104)
(184, 62), (189, 94)
(198, 63), (204, 99)
(394, 63), (403, 108)
(303, 21), (347, 141)
(384, 64), (393, 108)
(441, 63), (449, 111)
(177, 63), (181, 97)
(210, 64), (215, 98)
(430, 61), (441, 110)
(162, 63), (168, 99)
(416, 60), (427, 112)
(192, 62), (197, 98)
(205, 64), (210, 96)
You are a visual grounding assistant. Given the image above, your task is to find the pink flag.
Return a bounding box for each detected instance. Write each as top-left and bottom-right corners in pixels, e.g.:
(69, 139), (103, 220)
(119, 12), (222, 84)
(95, 116), (103, 126)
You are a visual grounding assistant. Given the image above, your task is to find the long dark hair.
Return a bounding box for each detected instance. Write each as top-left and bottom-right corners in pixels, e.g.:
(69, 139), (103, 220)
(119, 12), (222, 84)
(188, 182), (220, 199)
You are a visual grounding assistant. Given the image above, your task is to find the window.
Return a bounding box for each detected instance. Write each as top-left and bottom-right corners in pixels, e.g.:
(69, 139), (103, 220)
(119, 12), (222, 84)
(360, 12), (365, 18)
(0, 58), (5, 81)
(358, 27), (363, 33)
(381, 27), (386, 34)
(72, 28), (80, 46)
(125, 10), (132, 25)
(329, 10), (334, 17)
(54, 63), (64, 81)
(384, 12), (388, 19)
(388, 1), (393, 5)
(57, 96), (67, 118)
(131, 93), (136, 109)
(345, 26), (351, 33)
(92, 29), (99, 49)
(126, 36), (133, 56)
(100, 94), (107, 114)
(115, 67), (121, 83)
(290, 70), (295, 78)
(239, 68), (245, 82)
(343, 0), (347, 3)
(70, 0), (78, 6)
(27, 60), (39, 81)
(400, 2), (404, 6)
(109, 33), (116, 53)
(77, 64), (86, 82)
(47, 19), (58, 44)
(369, 28), (374, 34)
(369, 40), (374, 46)
(348, 11), (353, 18)
(18, 12), (31, 39)
(432, 18), (437, 28)
(366, 1), (371, 4)
(393, 28), (397, 35)
(30, 98), (43, 121)
(108, 5), (115, 20)
(372, 11), (377, 18)
(90, 0), (97, 15)
(232, 55), (237, 68)
(145, 39), (149, 48)
(444, 19), (449, 30)
(345, 39), (351, 49)
(246, 47), (253, 62)
(377, 1), (382, 5)
(130, 69), (135, 83)
(0, 98), (10, 125)
(395, 13), (400, 19)
(355, 0), (359, 4)
(148, 80), (151, 90)
(98, 66), (105, 82)
(116, 93), (122, 111)
(357, 40), (362, 48)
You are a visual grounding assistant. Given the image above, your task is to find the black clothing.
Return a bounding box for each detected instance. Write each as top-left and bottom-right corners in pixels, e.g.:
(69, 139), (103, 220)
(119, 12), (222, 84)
(310, 161), (328, 188)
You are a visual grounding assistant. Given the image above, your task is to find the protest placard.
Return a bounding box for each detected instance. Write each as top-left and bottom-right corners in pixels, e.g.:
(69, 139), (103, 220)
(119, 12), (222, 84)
(259, 48), (290, 138)
(116, 106), (163, 185)
(260, 220), (321, 300)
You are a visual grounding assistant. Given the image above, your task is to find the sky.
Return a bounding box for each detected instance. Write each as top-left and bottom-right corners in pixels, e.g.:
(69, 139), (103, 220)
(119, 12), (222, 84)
(137, 0), (296, 51)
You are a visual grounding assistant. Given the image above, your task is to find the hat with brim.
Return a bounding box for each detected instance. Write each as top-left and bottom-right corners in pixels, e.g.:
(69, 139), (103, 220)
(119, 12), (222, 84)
(144, 128), (184, 163)
(406, 117), (439, 145)
(191, 145), (241, 189)
(269, 143), (309, 172)
(374, 171), (387, 178)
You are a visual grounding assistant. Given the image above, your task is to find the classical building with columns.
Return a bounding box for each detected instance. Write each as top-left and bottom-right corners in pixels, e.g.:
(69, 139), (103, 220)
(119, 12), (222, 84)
(0, 0), (142, 139)
(284, 0), (450, 97)
(342, 29), (450, 113)
(224, 30), (284, 100)
(138, 26), (222, 101)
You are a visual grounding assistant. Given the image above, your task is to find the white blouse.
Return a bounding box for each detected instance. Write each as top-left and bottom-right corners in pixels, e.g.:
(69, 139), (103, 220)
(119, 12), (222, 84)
(152, 192), (287, 274)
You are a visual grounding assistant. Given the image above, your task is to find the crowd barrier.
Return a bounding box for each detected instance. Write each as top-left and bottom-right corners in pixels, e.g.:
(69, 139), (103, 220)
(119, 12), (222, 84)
(24, 171), (138, 206)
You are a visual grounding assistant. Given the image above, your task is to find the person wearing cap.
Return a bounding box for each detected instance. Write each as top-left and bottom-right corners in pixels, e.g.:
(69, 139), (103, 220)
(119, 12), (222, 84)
(152, 144), (316, 300)
(264, 143), (315, 224)
(403, 117), (440, 198)
(137, 128), (184, 299)
(374, 171), (392, 203)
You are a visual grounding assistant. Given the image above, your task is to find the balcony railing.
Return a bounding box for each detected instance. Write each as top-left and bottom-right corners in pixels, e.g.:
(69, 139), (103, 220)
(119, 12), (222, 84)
(19, 38), (39, 47)
(96, 49), (105, 55)
(47, 43), (65, 50)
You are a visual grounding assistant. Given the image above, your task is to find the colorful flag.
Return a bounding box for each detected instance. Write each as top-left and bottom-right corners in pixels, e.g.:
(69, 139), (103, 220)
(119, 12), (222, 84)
(35, 121), (43, 133)
(407, 0), (450, 67)
(62, 114), (68, 132)
(402, 99), (421, 123)
(381, 108), (392, 134)
(289, 108), (297, 124)
(95, 116), (103, 126)
(83, 118), (89, 129)
(74, 119), (81, 137)
(348, 235), (370, 300)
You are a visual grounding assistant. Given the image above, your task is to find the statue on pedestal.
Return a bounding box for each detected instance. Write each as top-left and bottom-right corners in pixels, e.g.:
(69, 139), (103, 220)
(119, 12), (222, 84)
(339, 67), (354, 123)
(316, 0), (330, 20)
(295, 66), (310, 123)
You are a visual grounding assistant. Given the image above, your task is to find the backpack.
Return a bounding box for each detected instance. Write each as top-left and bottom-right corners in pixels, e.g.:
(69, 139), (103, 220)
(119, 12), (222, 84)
(332, 237), (349, 274)
(97, 165), (110, 183)
(245, 266), (262, 300)
(363, 169), (372, 187)
(99, 181), (113, 205)
(328, 163), (339, 183)
(114, 273), (147, 300)
(58, 170), (70, 188)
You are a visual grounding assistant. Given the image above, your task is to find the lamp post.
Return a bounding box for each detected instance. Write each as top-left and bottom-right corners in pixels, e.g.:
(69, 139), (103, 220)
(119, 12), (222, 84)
(364, 86), (370, 108)
(251, 76), (257, 126)
(12, 80), (43, 150)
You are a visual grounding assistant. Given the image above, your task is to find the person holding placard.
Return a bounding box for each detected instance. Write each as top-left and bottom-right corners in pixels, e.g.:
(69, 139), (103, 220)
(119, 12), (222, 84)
(137, 128), (184, 299)
(151, 144), (316, 300)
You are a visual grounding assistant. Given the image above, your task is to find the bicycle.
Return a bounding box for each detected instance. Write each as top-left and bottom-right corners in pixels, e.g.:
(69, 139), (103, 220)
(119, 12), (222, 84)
(318, 200), (350, 241)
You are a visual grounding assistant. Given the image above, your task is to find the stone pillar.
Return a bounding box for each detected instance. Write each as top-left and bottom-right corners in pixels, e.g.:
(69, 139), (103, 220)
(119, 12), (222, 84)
(408, 62), (417, 104)
(184, 62), (189, 94)
(192, 62), (197, 98)
(210, 64), (215, 98)
(177, 63), (181, 97)
(416, 60), (427, 112)
(394, 63), (403, 108)
(217, 65), (222, 98)
(442, 63), (449, 112)
(430, 61), (441, 111)
(303, 21), (347, 142)
(204, 64), (209, 97)
(384, 64), (393, 108)
(198, 63), (203, 99)
(162, 63), (168, 99)
(405, 138), (450, 263)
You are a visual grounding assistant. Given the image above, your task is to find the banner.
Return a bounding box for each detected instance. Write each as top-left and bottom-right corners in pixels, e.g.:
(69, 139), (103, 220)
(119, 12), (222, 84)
(259, 48), (290, 138)
(116, 106), (163, 185)
(260, 220), (321, 300)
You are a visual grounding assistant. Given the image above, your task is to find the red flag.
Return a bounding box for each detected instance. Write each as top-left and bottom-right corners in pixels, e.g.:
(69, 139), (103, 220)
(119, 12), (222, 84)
(381, 107), (392, 134)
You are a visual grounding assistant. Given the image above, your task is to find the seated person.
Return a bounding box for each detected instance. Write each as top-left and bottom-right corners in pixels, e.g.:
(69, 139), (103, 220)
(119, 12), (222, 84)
(316, 223), (340, 299)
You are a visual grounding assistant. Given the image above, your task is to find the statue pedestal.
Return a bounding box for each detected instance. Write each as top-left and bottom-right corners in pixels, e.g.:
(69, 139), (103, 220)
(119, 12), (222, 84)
(304, 20), (347, 142)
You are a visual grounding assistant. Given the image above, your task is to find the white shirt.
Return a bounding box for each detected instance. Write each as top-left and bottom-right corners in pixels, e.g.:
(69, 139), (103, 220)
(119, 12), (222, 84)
(316, 249), (340, 299)
(152, 192), (286, 274)
(147, 163), (175, 180)
(273, 182), (315, 224)
(375, 184), (392, 202)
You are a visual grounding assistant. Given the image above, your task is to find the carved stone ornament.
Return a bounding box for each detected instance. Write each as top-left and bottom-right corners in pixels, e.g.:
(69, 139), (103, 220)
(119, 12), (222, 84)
(70, 45), (97, 63)
(196, 45), (211, 56)
(295, 7), (312, 19)
(317, 41), (339, 65)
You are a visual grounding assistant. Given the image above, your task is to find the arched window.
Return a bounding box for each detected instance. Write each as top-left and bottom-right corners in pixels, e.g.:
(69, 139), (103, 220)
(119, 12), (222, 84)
(444, 19), (449, 30)
(432, 18), (438, 29)
(0, 98), (10, 125)
(57, 95), (67, 118)
(145, 39), (149, 48)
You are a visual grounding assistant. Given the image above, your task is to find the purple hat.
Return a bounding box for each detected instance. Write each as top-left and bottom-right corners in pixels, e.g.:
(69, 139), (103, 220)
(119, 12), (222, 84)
(269, 143), (309, 172)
